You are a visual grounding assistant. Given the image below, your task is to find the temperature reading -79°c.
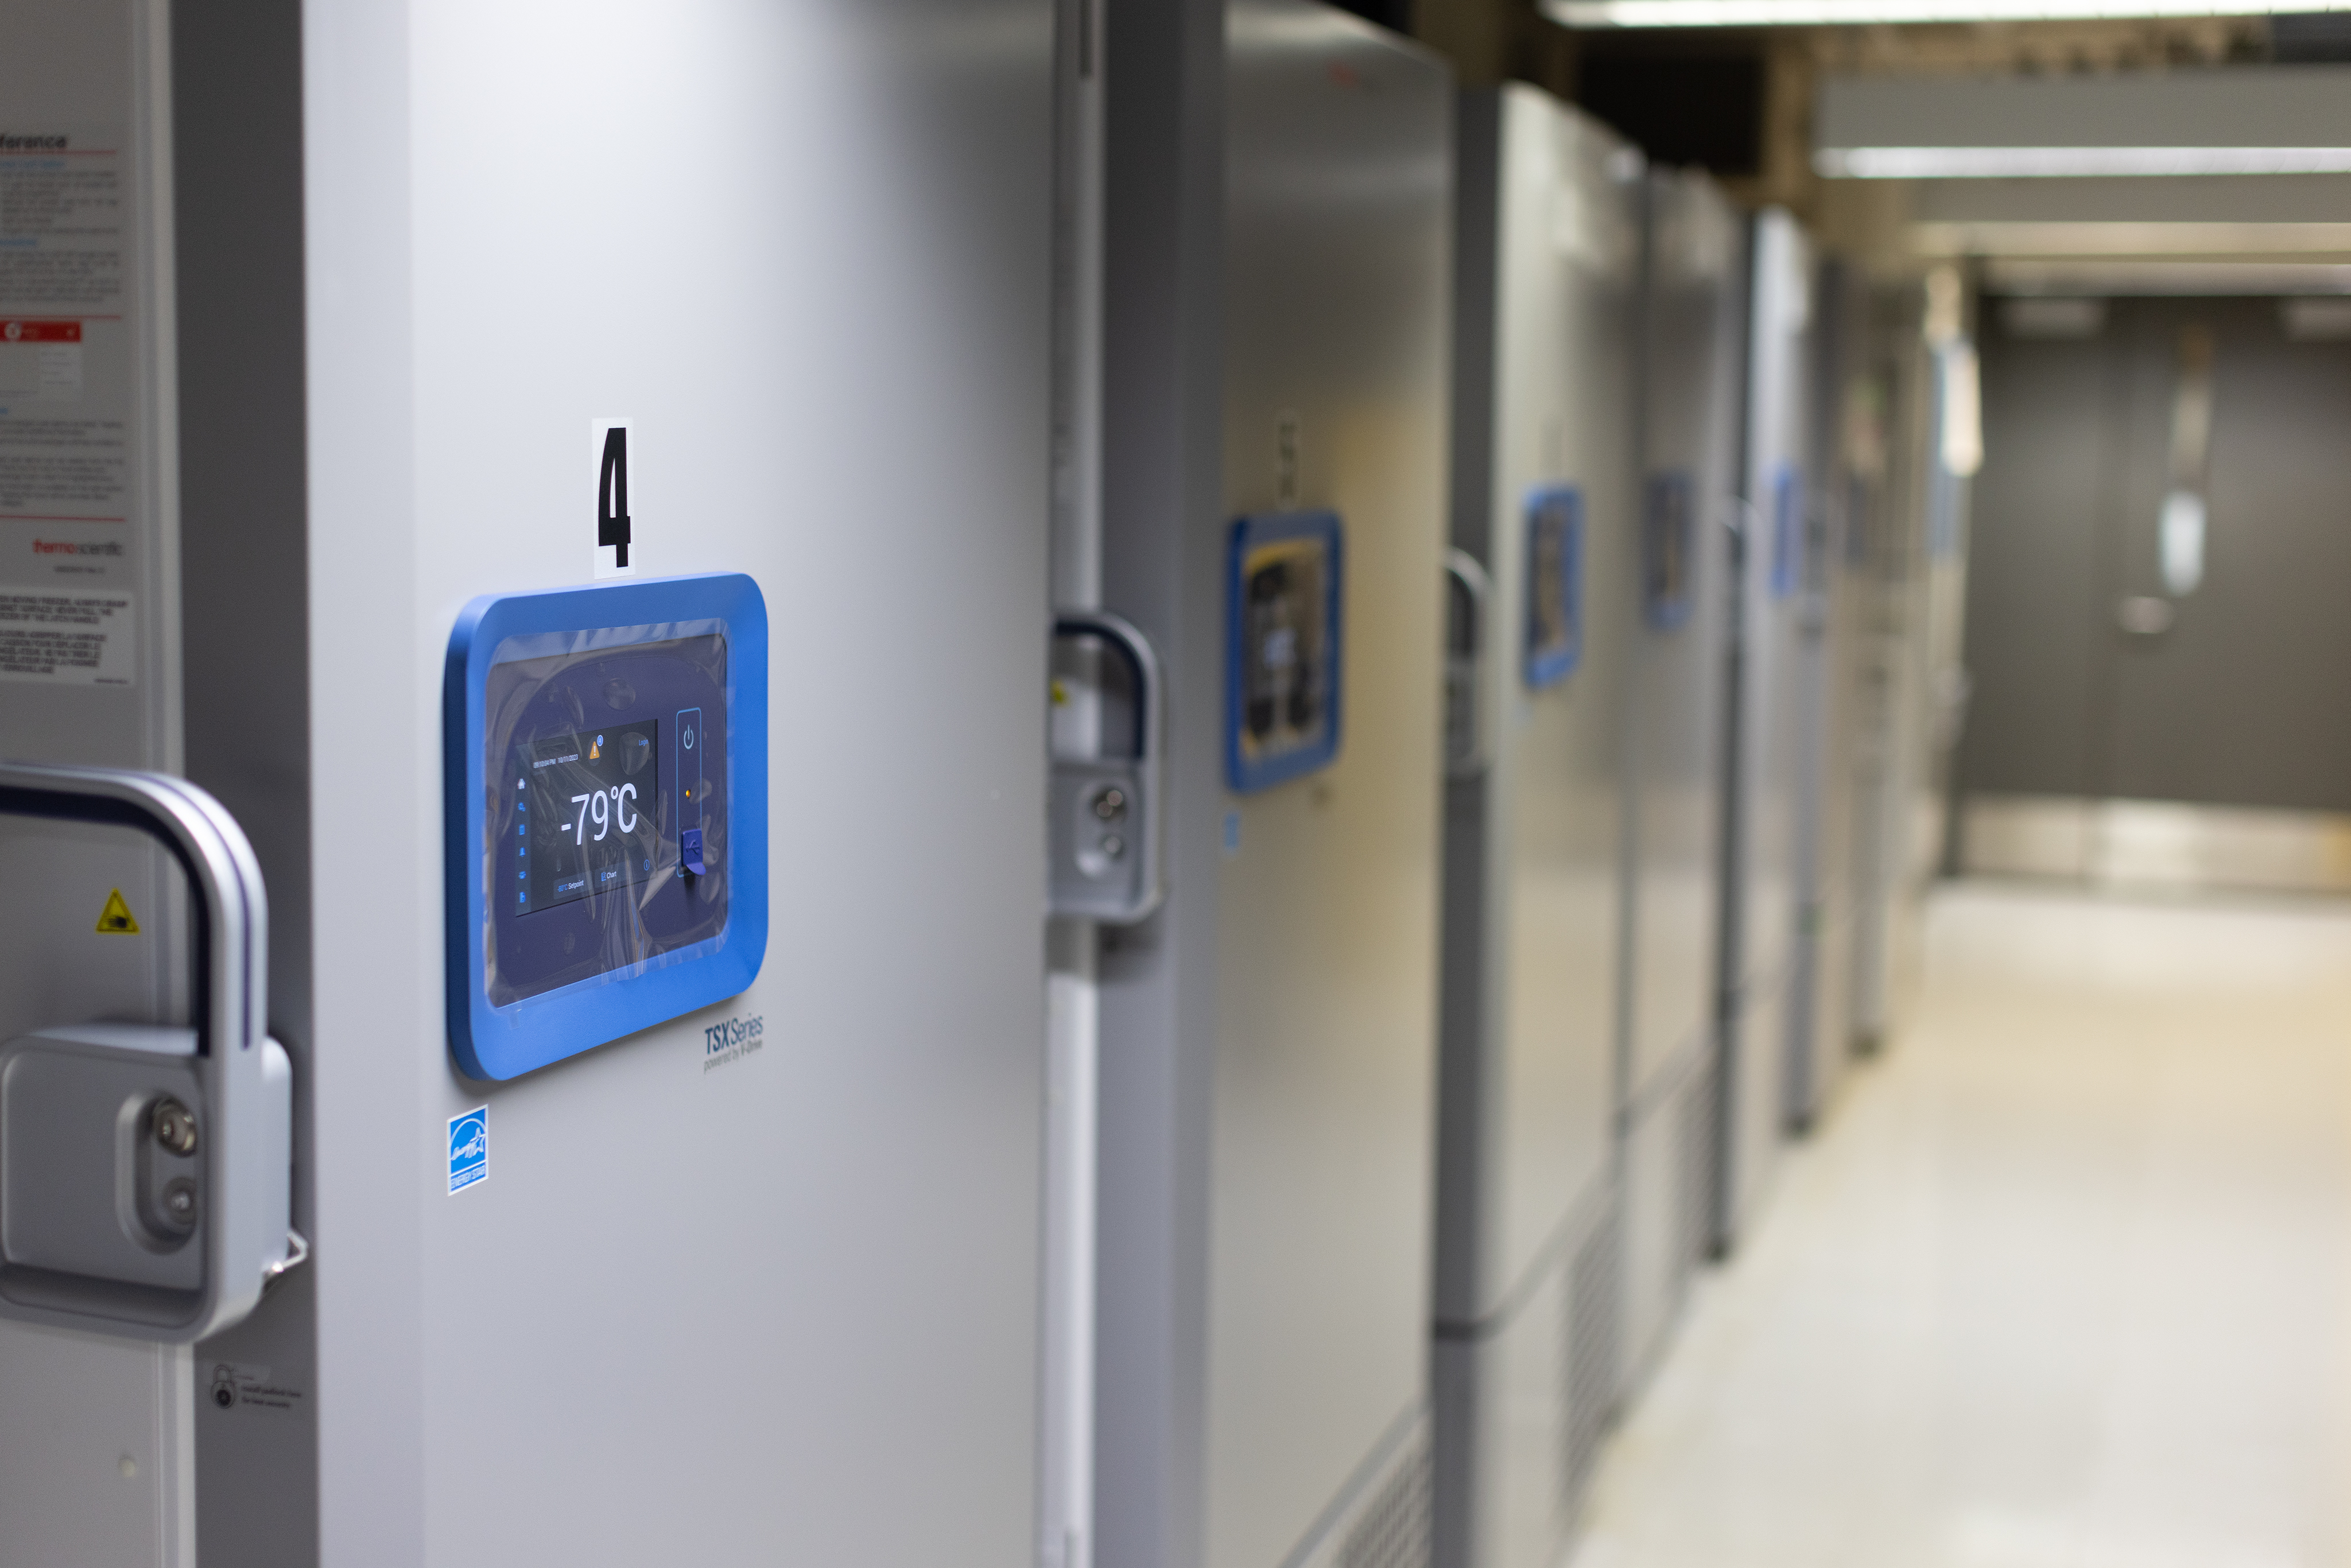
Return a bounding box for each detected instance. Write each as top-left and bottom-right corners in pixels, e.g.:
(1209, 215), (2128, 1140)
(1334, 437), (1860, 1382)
(513, 721), (660, 915)
(569, 784), (639, 844)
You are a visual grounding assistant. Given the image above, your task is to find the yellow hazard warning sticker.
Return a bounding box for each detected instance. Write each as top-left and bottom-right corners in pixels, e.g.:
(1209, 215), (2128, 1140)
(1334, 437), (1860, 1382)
(95, 888), (139, 934)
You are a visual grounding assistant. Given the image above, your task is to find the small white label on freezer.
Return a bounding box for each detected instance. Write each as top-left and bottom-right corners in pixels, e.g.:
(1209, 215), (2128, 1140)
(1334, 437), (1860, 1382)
(591, 417), (637, 579)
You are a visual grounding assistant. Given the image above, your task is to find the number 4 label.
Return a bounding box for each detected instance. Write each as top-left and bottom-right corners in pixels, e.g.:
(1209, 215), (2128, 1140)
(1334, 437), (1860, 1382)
(592, 417), (636, 578)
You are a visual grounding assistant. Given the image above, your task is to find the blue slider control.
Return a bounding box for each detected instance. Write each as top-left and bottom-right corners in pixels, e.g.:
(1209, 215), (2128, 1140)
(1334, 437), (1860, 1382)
(681, 827), (706, 876)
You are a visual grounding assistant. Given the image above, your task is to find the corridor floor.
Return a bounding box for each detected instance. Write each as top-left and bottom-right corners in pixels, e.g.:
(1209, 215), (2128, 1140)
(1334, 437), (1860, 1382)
(1573, 882), (2351, 1568)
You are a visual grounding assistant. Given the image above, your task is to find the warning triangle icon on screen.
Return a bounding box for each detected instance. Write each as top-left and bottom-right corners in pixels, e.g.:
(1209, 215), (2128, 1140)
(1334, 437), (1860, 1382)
(96, 888), (140, 935)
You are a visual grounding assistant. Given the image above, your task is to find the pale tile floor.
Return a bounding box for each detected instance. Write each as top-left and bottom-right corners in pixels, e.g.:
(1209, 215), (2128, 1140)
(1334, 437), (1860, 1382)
(1573, 882), (2351, 1568)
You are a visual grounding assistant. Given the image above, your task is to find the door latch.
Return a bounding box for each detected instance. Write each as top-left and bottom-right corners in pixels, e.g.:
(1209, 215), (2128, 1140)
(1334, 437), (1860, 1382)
(2116, 595), (2177, 636)
(0, 764), (294, 1343)
(1444, 549), (1492, 778)
(1049, 612), (1164, 923)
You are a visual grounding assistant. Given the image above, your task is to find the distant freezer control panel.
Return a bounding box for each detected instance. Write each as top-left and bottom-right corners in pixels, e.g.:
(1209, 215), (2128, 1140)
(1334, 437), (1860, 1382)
(444, 573), (767, 1080)
(1227, 509), (1344, 793)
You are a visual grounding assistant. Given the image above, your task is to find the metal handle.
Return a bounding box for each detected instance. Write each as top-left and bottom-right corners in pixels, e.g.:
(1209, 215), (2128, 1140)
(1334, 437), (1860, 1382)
(1053, 612), (1160, 767)
(1049, 612), (1164, 923)
(1443, 549), (1491, 779)
(0, 762), (293, 1343)
(2116, 595), (2176, 636)
(1723, 494), (1758, 549)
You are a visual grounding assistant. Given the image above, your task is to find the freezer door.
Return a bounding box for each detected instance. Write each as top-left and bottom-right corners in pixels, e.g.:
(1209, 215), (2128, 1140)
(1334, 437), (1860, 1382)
(1429, 84), (1642, 1568)
(300, 2), (1056, 1563)
(1719, 207), (1817, 1249)
(1211, 7), (1452, 1567)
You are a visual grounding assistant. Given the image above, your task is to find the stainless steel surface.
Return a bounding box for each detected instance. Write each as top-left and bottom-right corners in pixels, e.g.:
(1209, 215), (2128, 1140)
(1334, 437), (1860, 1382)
(1846, 282), (1935, 1055)
(0, 1), (197, 1554)
(1043, 7), (1108, 1557)
(1718, 207), (1815, 1251)
(1093, 0), (1228, 1561)
(1431, 84), (1638, 1568)
(172, 4), (320, 1559)
(1783, 259), (1868, 1132)
(1208, 10), (1451, 1565)
(3, 0), (308, 1551)
(1619, 166), (1741, 1390)
(302, 3), (1054, 1563)
(1851, 278), (1968, 1057)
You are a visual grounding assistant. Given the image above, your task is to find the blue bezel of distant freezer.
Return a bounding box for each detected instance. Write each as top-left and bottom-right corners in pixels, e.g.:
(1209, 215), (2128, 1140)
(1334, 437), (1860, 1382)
(1770, 463), (1805, 599)
(1522, 484), (1585, 688)
(1225, 509), (1344, 793)
(443, 572), (767, 1080)
(1643, 468), (1696, 633)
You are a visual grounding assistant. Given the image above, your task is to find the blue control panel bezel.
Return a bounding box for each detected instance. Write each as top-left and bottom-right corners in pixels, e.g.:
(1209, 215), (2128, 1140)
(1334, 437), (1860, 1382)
(1770, 462), (1805, 600)
(443, 573), (767, 1081)
(1642, 468), (1696, 633)
(1523, 484), (1585, 688)
(1225, 509), (1345, 793)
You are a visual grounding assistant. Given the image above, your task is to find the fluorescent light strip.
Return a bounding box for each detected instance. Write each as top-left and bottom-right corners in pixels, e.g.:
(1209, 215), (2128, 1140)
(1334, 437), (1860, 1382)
(1912, 220), (2351, 255)
(1549, 0), (2348, 24)
(1817, 146), (2351, 177)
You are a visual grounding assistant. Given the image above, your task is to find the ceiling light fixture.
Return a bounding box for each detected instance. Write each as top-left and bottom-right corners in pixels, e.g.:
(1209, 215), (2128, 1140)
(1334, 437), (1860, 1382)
(1546, 0), (2347, 25)
(1817, 146), (2351, 177)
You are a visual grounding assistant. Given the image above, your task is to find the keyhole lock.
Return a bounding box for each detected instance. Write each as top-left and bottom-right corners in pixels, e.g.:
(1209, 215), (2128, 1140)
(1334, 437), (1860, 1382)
(1092, 787), (1127, 822)
(152, 1098), (198, 1158)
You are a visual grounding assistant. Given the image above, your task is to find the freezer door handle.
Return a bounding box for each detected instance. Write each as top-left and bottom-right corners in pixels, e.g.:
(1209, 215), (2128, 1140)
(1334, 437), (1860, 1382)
(2116, 595), (2177, 636)
(1444, 548), (1492, 778)
(1048, 611), (1165, 923)
(0, 762), (294, 1344)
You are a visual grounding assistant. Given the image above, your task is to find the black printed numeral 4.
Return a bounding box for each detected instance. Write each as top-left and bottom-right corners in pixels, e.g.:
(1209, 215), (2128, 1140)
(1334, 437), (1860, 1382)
(598, 426), (631, 568)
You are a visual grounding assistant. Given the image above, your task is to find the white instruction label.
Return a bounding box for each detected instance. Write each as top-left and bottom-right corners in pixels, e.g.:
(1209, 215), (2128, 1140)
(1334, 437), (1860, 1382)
(1, 129), (132, 533)
(0, 585), (133, 684)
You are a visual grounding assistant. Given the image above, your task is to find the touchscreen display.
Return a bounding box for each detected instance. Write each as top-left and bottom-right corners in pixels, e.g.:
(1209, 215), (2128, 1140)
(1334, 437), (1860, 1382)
(480, 632), (728, 1007)
(1524, 486), (1582, 687)
(1643, 469), (1695, 631)
(511, 721), (659, 914)
(1238, 534), (1332, 766)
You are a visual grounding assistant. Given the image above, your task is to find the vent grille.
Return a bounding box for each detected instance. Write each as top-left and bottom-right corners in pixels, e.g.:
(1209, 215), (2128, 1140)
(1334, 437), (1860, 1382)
(1337, 1436), (1430, 1568)
(1562, 1210), (1621, 1517)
